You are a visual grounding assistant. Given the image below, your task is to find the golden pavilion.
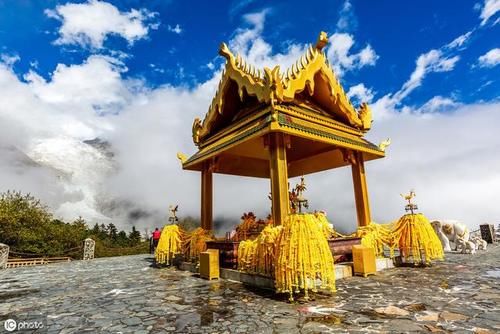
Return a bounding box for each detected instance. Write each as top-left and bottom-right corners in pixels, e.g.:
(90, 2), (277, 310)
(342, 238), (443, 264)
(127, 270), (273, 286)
(178, 32), (386, 230)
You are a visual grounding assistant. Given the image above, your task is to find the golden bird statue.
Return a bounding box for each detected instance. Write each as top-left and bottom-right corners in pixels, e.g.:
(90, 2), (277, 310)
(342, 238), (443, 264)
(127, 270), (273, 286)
(400, 190), (416, 204)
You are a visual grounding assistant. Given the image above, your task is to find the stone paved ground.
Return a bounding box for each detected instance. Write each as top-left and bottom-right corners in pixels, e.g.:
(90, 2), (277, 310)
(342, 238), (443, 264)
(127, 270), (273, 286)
(1, 245), (499, 334)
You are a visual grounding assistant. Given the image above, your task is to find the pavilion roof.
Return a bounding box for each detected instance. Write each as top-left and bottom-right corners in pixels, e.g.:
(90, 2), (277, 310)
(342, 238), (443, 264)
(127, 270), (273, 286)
(178, 32), (386, 177)
(191, 32), (373, 148)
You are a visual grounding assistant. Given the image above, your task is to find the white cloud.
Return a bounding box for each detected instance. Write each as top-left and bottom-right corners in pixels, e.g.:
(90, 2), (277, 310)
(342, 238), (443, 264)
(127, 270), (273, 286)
(398, 50), (459, 101)
(327, 33), (378, 76)
(24, 55), (131, 114)
(365, 102), (500, 231)
(0, 58), (119, 220)
(418, 96), (460, 114)
(336, 0), (357, 31)
(229, 0), (256, 18)
(371, 49), (460, 120)
(0, 52), (217, 227)
(45, 0), (158, 49)
(228, 10), (308, 70)
(167, 24), (182, 34)
(347, 83), (375, 104)
(229, 10), (378, 77)
(0, 53), (20, 68)
(478, 48), (500, 67)
(446, 31), (473, 49)
(370, 28), (477, 121)
(479, 0), (500, 25)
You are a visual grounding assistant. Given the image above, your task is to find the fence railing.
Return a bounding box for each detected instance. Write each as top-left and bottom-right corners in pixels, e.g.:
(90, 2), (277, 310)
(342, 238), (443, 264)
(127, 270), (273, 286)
(6, 256), (72, 268)
(2, 240), (148, 269)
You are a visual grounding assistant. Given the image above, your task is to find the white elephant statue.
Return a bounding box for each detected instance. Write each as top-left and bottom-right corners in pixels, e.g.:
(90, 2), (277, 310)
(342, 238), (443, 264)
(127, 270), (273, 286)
(456, 237), (476, 254)
(471, 236), (487, 250)
(431, 220), (470, 252)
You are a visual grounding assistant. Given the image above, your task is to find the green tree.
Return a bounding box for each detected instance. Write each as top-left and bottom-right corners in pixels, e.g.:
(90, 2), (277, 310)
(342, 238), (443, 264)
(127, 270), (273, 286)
(0, 191), (149, 258)
(90, 223), (100, 236)
(107, 223), (118, 240)
(0, 191), (53, 254)
(99, 223), (108, 240)
(116, 230), (129, 247)
(129, 226), (141, 246)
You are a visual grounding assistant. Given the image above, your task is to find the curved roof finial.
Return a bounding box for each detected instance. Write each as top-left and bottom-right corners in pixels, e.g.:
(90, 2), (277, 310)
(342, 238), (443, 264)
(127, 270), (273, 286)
(219, 42), (234, 61)
(315, 31), (329, 50)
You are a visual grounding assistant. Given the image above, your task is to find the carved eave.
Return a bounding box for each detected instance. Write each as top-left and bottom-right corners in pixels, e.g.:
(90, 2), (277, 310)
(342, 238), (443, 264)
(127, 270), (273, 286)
(182, 109), (384, 178)
(193, 32), (373, 147)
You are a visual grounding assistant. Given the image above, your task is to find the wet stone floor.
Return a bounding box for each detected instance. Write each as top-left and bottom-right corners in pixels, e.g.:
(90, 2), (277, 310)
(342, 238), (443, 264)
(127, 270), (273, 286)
(1, 245), (499, 334)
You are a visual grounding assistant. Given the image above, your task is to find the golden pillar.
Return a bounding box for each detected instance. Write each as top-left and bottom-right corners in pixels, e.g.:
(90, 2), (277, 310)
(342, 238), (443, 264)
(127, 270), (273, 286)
(201, 162), (213, 231)
(351, 151), (371, 227)
(269, 133), (289, 225)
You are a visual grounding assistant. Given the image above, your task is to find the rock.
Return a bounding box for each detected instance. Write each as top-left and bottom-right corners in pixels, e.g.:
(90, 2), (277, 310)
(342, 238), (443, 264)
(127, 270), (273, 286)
(123, 317), (142, 326)
(415, 311), (439, 322)
(134, 330), (150, 334)
(171, 304), (190, 311)
(439, 311), (468, 322)
(164, 295), (182, 302)
(387, 319), (422, 332)
(404, 303), (426, 312)
(374, 305), (410, 317)
(474, 328), (495, 334)
(358, 317), (386, 324)
(299, 321), (326, 334)
(424, 324), (445, 333)
(273, 317), (297, 328)
(477, 311), (500, 321)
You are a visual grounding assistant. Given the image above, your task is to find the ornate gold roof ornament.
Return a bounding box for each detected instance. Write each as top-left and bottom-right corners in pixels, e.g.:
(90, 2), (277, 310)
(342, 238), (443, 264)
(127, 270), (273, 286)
(192, 118), (202, 147)
(315, 31), (329, 50)
(194, 31), (375, 146)
(358, 102), (373, 130)
(176, 152), (188, 164)
(378, 138), (391, 152)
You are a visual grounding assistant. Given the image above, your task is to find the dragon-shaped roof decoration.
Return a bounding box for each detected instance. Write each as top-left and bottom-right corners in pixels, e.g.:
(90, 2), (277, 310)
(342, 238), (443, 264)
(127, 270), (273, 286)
(192, 32), (373, 147)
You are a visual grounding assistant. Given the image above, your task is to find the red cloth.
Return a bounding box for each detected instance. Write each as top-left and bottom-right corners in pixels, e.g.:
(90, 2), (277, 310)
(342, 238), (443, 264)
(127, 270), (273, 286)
(152, 230), (161, 240)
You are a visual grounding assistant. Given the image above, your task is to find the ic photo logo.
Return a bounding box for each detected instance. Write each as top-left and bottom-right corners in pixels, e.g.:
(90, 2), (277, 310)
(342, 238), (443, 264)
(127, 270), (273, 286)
(3, 319), (16, 332)
(3, 317), (45, 332)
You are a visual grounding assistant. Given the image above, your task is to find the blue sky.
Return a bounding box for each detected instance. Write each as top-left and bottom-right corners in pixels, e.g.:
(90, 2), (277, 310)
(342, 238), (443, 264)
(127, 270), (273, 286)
(1, 0), (498, 104)
(0, 0), (499, 231)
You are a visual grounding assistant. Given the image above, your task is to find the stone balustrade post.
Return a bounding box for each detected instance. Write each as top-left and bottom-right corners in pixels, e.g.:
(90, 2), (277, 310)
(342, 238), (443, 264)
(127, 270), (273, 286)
(83, 238), (95, 260)
(0, 243), (9, 269)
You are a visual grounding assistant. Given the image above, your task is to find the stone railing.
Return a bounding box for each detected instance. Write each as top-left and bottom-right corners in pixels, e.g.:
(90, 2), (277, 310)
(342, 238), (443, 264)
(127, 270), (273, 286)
(83, 238), (95, 260)
(0, 243), (9, 269)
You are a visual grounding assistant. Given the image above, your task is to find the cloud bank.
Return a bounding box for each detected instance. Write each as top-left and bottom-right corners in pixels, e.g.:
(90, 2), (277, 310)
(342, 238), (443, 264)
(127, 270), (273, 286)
(46, 0), (159, 49)
(478, 48), (500, 67)
(479, 0), (500, 26)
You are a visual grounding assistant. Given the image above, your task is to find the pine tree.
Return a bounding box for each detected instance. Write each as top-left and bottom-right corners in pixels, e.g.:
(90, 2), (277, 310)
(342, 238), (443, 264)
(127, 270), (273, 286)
(116, 230), (129, 247)
(129, 226), (141, 246)
(91, 223), (100, 236)
(107, 223), (118, 240)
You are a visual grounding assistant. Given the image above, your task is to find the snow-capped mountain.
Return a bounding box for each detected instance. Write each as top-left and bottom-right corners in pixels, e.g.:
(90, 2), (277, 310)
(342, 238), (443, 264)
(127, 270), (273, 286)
(27, 136), (115, 222)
